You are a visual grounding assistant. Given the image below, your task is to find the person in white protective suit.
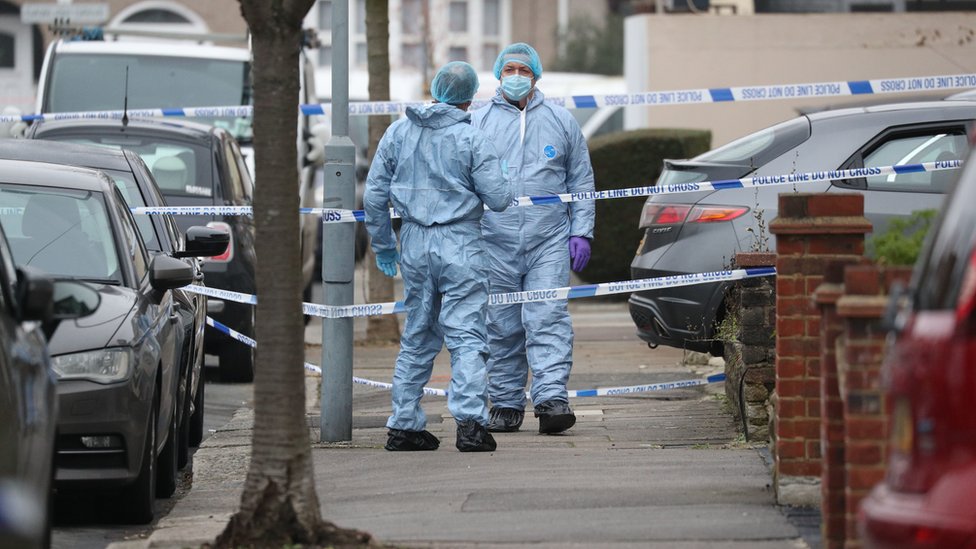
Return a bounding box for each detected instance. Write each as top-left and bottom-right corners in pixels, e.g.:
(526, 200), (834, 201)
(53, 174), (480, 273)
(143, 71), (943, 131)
(364, 61), (512, 452)
(472, 43), (596, 434)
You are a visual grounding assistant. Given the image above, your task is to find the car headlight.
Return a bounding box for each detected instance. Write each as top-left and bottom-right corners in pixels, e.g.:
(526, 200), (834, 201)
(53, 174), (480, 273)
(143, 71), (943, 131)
(51, 348), (131, 383)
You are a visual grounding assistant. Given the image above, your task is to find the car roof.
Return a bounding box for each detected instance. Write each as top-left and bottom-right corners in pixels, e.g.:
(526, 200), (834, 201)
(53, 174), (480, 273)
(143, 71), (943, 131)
(0, 139), (133, 172)
(53, 39), (250, 62)
(806, 99), (976, 123)
(0, 158), (116, 193)
(32, 117), (221, 140)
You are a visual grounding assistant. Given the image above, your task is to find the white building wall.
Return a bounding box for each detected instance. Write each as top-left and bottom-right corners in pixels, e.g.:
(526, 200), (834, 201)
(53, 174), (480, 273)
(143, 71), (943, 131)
(623, 12), (976, 146)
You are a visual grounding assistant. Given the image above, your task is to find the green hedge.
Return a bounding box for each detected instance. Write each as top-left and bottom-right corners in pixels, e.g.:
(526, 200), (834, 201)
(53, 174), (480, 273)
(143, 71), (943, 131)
(578, 128), (712, 287)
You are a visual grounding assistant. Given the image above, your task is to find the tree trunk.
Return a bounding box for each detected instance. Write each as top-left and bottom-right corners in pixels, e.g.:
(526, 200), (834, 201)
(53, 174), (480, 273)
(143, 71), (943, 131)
(217, 1), (373, 546)
(364, 0), (401, 344)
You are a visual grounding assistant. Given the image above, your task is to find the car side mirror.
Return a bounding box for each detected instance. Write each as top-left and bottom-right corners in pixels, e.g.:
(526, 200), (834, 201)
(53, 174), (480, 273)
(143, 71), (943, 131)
(15, 266), (54, 323)
(174, 226), (229, 258)
(150, 255), (195, 295)
(43, 279), (101, 339)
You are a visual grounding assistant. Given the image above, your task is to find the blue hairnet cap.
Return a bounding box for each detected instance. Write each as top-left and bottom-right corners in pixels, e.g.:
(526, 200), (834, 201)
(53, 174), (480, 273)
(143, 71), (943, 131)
(493, 42), (542, 80)
(430, 61), (480, 105)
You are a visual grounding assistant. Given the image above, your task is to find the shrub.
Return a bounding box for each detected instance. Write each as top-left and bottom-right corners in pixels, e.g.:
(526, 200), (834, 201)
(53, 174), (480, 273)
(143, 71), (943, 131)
(867, 209), (937, 266)
(579, 128), (711, 287)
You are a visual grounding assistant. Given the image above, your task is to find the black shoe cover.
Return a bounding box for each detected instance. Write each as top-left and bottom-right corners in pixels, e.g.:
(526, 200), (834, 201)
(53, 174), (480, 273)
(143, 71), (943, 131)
(385, 429), (440, 451)
(534, 400), (576, 434)
(487, 407), (524, 432)
(456, 420), (497, 452)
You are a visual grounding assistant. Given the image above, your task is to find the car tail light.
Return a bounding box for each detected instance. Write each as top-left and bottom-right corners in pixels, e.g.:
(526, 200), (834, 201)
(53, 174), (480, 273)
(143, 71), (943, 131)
(639, 203), (748, 228)
(957, 248), (976, 322)
(205, 222), (233, 263)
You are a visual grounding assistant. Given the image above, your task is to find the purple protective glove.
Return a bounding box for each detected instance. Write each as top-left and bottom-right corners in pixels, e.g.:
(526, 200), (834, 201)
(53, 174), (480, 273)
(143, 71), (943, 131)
(569, 236), (591, 273)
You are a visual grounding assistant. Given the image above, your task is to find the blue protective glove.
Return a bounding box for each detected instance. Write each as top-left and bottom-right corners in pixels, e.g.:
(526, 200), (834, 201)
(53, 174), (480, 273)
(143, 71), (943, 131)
(375, 248), (399, 278)
(569, 237), (591, 273)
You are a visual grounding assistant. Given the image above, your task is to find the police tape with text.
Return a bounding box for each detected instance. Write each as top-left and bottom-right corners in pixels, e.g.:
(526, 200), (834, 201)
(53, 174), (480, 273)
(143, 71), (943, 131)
(131, 159), (963, 221)
(6, 72), (975, 124)
(205, 316), (727, 399)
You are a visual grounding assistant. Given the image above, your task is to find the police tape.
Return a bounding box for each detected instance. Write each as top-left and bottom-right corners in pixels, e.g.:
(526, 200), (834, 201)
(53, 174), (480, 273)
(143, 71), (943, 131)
(205, 316), (726, 398)
(131, 159), (963, 220)
(6, 72), (975, 124)
(182, 266), (775, 319)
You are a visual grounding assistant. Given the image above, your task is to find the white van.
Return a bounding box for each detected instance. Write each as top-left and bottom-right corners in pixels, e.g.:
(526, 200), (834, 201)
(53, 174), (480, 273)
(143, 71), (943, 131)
(35, 37), (323, 293)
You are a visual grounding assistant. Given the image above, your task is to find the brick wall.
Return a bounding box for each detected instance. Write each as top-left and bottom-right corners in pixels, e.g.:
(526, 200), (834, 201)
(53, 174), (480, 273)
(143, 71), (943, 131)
(835, 264), (912, 548)
(724, 252), (777, 442)
(814, 260), (861, 549)
(768, 194), (871, 506)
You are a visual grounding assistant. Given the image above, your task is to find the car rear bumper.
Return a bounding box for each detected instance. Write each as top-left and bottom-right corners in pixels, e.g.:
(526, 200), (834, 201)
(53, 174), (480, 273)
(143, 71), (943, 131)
(53, 379), (151, 489)
(627, 268), (728, 353)
(859, 483), (976, 548)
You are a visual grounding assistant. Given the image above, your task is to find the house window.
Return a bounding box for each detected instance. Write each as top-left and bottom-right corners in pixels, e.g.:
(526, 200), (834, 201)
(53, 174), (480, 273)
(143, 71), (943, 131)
(483, 0), (500, 35)
(402, 0), (422, 34)
(403, 43), (424, 69)
(121, 8), (190, 23)
(449, 1), (468, 32)
(449, 46), (468, 62)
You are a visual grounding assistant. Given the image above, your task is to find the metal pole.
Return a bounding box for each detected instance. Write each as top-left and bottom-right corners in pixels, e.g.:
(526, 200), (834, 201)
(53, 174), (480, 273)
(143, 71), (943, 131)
(321, 0), (356, 442)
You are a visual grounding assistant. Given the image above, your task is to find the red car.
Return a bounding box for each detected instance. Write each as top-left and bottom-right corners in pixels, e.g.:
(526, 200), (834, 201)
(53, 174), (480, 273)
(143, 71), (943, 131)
(858, 144), (976, 547)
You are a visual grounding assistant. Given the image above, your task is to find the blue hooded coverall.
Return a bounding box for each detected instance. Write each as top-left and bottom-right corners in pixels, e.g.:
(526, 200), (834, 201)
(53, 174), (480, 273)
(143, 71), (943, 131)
(364, 103), (512, 431)
(472, 89), (596, 410)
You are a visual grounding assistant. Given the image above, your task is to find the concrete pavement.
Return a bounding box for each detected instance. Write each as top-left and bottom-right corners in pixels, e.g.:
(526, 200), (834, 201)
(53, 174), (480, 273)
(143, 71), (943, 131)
(110, 302), (816, 548)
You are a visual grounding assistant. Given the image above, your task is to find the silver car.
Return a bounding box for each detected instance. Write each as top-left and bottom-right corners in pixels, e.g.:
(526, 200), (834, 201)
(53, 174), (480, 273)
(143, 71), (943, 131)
(629, 100), (976, 355)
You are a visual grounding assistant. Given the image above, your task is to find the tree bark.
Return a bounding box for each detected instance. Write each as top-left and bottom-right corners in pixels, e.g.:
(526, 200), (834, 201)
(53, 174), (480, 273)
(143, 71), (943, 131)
(364, 0), (401, 344)
(217, 1), (373, 546)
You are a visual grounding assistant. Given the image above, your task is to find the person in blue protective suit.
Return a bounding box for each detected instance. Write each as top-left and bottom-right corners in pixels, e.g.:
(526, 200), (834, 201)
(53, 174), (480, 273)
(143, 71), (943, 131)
(364, 61), (513, 452)
(472, 42), (595, 435)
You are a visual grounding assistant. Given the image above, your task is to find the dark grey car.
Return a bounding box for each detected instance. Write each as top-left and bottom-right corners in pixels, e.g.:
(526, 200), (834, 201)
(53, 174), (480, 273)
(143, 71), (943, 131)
(0, 158), (195, 524)
(629, 100), (976, 355)
(0, 139), (228, 470)
(29, 118), (259, 382)
(0, 223), (99, 549)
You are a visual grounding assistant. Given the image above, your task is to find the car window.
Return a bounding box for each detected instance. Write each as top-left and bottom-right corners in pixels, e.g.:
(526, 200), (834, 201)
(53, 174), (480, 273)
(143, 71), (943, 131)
(695, 116), (811, 166)
(914, 157), (976, 311)
(861, 132), (969, 192)
(222, 137), (247, 201)
(0, 184), (122, 284)
(111, 189), (149, 282)
(102, 168), (160, 252)
(49, 136), (214, 201)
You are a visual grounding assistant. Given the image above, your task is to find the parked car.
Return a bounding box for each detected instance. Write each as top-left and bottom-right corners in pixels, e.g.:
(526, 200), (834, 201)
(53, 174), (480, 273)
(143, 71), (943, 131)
(36, 35), (323, 298)
(0, 224), (98, 549)
(857, 137), (976, 548)
(29, 117), (259, 382)
(0, 139), (228, 465)
(0, 158), (195, 524)
(629, 100), (976, 355)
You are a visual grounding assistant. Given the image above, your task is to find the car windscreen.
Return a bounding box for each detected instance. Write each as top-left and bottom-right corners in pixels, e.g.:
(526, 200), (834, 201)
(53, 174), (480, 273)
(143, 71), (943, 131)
(0, 184), (122, 284)
(47, 135), (214, 203)
(45, 53), (253, 141)
(658, 116), (812, 186)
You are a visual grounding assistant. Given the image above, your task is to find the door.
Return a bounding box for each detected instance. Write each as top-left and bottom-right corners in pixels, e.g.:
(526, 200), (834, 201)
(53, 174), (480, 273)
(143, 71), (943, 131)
(0, 15), (34, 113)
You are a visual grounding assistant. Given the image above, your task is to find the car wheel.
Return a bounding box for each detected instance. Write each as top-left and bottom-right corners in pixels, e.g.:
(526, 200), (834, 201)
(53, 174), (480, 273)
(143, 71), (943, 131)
(156, 403), (179, 498)
(118, 389), (157, 524)
(218, 309), (254, 383)
(189, 376), (205, 447)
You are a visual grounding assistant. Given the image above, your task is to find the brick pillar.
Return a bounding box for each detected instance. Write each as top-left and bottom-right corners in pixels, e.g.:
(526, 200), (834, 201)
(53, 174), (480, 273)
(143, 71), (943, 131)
(814, 260), (860, 549)
(768, 194), (871, 506)
(836, 264), (912, 548)
(724, 252), (776, 442)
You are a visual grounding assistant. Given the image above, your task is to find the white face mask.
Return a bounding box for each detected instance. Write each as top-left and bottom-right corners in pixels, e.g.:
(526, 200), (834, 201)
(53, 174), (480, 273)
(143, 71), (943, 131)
(501, 74), (533, 101)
